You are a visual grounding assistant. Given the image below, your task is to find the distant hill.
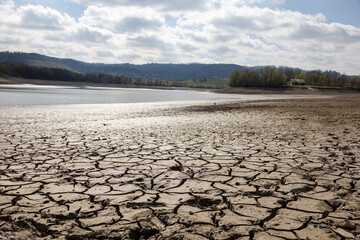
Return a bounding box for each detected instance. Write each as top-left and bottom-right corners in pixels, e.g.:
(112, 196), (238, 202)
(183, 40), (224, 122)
(0, 51), (311, 80)
(2, 51), (357, 89)
(0, 52), (249, 80)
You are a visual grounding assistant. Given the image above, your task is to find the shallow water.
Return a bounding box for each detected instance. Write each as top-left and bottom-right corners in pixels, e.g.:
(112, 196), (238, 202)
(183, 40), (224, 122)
(0, 84), (239, 106)
(0, 84), (313, 106)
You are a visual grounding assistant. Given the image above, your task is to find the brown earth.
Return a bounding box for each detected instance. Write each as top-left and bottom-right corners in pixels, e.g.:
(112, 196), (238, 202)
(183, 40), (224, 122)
(0, 95), (359, 239)
(215, 87), (360, 95)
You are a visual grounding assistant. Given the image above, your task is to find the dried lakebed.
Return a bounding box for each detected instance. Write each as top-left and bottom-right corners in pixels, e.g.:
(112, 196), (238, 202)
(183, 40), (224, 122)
(0, 96), (359, 240)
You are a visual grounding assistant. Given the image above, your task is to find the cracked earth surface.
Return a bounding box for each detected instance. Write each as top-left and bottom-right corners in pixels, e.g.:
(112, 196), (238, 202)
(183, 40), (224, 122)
(0, 96), (359, 240)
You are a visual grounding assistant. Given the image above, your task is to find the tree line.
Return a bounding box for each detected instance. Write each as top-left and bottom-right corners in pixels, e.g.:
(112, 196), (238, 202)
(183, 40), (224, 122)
(229, 67), (360, 89)
(1, 62), (359, 89)
(299, 70), (359, 88)
(0, 62), (132, 85)
(229, 67), (286, 87)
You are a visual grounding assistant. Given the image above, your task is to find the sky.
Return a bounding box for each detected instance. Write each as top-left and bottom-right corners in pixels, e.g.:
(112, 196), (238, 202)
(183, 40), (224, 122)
(0, 0), (359, 75)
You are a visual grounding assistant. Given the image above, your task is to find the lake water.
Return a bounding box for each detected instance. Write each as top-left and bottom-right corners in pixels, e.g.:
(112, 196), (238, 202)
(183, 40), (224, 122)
(0, 84), (312, 106)
(0, 84), (246, 106)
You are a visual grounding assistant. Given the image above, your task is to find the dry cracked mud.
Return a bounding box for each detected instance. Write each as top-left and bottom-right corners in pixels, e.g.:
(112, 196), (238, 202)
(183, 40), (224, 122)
(0, 96), (359, 240)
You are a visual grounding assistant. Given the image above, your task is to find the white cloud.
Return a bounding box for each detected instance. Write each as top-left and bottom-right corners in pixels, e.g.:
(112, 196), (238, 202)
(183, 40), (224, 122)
(71, 26), (114, 43)
(18, 5), (74, 30)
(70, 0), (210, 11)
(79, 6), (164, 33)
(0, 0), (359, 74)
(270, 0), (286, 4)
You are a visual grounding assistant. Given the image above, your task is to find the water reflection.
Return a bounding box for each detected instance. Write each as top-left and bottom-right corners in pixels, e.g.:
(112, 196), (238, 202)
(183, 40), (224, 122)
(0, 84), (315, 106)
(0, 84), (241, 106)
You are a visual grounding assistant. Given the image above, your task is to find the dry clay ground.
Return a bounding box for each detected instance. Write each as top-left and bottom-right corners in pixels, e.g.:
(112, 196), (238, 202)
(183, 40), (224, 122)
(0, 96), (359, 240)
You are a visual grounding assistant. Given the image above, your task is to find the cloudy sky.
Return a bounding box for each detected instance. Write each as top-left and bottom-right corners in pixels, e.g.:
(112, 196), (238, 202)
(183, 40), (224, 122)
(0, 0), (359, 74)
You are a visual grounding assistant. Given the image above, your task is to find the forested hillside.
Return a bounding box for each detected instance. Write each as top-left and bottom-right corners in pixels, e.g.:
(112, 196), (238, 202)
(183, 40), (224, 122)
(0, 52), (244, 80)
(0, 63), (132, 85)
(0, 62), (228, 88)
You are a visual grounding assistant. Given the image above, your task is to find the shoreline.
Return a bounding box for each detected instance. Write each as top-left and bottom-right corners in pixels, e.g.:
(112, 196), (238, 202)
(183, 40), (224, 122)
(215, 86), (360, 95)
(1, 76), (359, 95)
(0, 76), (211, 92)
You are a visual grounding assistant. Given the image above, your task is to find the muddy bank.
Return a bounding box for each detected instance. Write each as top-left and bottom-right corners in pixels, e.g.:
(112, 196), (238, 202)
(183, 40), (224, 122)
(0, 96), (359, 239)
(0, 77), (206, 91)
(215, 86), (360, 95)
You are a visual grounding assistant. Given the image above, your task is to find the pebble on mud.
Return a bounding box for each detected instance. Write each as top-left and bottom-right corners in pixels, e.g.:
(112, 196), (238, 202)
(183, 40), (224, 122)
(338, 220), (356, 230)
(319, 223), (330, 228)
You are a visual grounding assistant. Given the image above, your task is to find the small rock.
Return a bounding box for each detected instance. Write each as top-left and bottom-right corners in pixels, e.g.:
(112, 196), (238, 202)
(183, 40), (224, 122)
(338, 220), (356, 230)
(88, 172), (103, 178)
(319, 223), (330, 228)
(101, 199), (110, 207)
